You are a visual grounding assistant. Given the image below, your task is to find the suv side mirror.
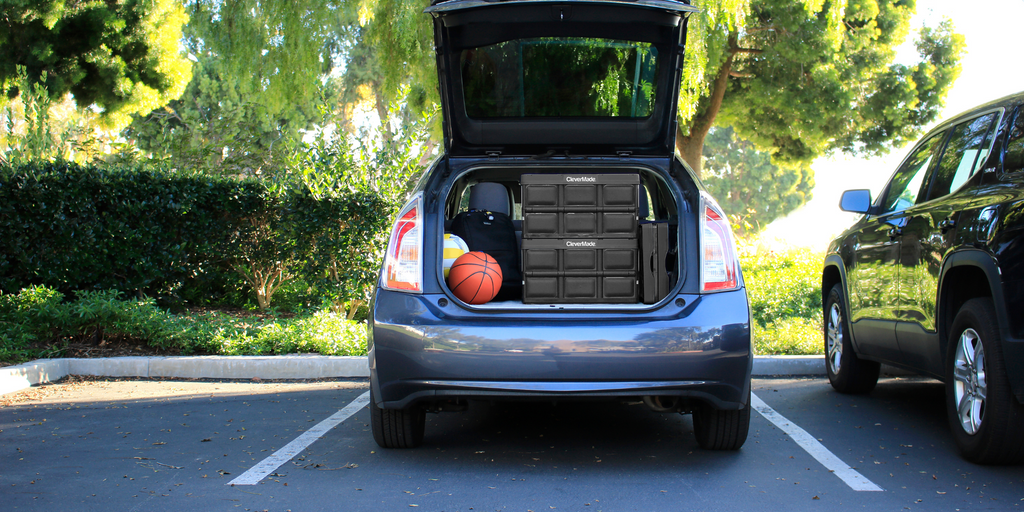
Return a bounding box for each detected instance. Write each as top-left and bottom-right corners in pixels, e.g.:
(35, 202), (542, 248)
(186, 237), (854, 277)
(839, 189), (872, 214)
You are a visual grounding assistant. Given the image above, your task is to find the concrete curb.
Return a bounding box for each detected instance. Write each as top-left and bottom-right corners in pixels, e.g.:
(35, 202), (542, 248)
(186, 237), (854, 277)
(1, 358), (69, 396)
(1, 355), (913, 397)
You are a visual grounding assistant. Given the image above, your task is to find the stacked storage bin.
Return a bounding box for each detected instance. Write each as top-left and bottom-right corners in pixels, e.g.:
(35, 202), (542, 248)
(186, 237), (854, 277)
(520, 174), (639, 303)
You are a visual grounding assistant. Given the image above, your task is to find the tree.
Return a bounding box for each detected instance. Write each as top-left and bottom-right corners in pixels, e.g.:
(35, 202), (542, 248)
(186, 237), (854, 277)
(127, 0), (360, 176)
(0, 0), (193, 129)
(358, 0), (437, 120)
(677, 0), (965, 175)
(362, 0), (962, 181)
(702, 126), (814, 236)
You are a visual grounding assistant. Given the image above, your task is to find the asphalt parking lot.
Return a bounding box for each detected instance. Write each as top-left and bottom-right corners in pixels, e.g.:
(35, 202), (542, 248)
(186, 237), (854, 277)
(2, 376), (1023, 511)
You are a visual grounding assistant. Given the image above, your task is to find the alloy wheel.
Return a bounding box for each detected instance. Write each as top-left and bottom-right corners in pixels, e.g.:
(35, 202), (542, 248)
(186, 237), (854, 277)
(953, 328), (987, 435)
(827, 302), (843, 374)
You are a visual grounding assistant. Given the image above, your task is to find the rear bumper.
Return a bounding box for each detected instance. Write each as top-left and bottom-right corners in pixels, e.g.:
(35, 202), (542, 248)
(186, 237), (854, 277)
(369, 289), (752, 409)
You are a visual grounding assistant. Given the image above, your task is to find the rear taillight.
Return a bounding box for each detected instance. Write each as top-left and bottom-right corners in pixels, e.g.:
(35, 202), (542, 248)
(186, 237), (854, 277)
(700, 196), (739, 292)
(382, 193), (423, 292)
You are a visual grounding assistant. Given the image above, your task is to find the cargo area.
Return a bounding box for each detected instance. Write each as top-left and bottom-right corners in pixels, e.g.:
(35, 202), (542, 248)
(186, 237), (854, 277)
(440, 166), (682, 308)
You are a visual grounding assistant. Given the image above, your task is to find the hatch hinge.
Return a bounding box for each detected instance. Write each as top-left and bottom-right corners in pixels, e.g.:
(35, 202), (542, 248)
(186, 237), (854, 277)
(486, 151), (501, 159)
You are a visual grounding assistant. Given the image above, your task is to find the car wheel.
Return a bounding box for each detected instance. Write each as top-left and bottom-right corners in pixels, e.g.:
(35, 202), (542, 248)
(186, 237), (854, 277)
(824, 283), (880, 394)
(370, 388), (425, 449)
(692, 389), (750, 450)
(945, 298), (1024, 465)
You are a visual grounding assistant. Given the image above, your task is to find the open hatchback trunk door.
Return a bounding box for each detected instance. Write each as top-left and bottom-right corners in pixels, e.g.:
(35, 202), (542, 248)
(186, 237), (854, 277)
(426, 0), (697, 157)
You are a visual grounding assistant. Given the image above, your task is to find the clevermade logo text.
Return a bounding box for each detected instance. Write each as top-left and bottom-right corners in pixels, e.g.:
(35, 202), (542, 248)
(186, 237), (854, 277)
(565, 176), (596, 183)
(566, 240), (596, 247)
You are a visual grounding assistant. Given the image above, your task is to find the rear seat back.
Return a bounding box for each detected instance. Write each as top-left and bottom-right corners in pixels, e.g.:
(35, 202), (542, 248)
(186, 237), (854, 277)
(449, 183), (523, 301)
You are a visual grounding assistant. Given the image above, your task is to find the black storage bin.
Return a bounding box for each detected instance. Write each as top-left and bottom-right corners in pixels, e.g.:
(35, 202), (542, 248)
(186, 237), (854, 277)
(521, 174), (639, 239)
(522, 238), (639, 303)
(640, 221), (670, 304)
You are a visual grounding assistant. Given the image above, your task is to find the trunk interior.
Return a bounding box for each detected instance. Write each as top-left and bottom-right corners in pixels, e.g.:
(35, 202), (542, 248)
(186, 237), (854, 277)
(439, 165), (684, 308)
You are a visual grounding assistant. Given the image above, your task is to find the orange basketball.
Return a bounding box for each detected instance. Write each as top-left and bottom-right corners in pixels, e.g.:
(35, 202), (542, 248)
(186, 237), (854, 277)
(447, 251), (503, 304)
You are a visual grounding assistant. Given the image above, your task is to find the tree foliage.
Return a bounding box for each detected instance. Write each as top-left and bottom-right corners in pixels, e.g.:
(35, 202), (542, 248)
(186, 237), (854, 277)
(356, 0), (963, 182)
(702, 126), (813, 236)
(357, 0), (437, 115)
(678, 0), (965, 175)
(127, 0), (360, 176)
(0, 0), (193, 129)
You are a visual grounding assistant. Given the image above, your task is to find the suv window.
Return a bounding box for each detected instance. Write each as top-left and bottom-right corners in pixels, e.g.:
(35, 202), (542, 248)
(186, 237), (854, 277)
(923, 112), (999, 200)
(1003, 106), (1024, 173)
(881, 132), (944, 213)
(461, 38), (658, 118)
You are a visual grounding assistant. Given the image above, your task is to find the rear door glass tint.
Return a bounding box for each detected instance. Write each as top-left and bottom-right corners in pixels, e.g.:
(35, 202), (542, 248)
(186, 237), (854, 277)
(925, 113), (999, 200)
(1003, 106), (1024, 173)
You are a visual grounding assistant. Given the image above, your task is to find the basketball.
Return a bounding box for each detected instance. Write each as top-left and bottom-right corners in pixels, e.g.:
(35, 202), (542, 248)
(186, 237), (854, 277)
(442, 233), (470, 278)
(447, 251), (503, 304)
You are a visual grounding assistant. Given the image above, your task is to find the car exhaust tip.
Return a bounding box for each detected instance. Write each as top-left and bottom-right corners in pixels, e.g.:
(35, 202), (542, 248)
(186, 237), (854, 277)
(643, 395), (680, 412)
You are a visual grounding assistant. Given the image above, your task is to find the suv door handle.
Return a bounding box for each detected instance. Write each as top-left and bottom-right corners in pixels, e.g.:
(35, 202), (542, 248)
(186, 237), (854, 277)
(888, 227), (902, 240)
(939, 218), (957, 232)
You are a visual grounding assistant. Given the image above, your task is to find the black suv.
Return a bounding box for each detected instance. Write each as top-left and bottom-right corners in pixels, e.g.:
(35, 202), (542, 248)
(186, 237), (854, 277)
(368, 0), (753, 450)
(823, 91), (1024, 464)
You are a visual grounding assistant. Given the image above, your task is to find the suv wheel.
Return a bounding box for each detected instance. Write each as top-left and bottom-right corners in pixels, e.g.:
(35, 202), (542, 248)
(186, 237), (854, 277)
(370, 388), (426, 449)
(945, 298), (1024, 464)
(692, 390), (750, 450)
(824, 283), (880, 394)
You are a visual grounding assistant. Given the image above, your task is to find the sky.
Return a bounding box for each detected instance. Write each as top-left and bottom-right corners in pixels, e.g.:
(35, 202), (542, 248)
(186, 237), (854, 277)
(760, 0), (1024, 249)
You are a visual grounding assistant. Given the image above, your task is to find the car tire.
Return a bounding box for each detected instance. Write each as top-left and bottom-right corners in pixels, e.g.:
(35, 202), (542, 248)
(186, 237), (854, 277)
(945, 298), (1024, 465)
(824, 283), (880, 394)
(370, 388), (425, 449)
(692, 390), (750, 450)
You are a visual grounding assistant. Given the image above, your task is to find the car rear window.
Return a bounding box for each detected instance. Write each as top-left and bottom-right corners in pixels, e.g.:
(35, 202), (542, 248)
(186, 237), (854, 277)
(460, 38), (658, 118)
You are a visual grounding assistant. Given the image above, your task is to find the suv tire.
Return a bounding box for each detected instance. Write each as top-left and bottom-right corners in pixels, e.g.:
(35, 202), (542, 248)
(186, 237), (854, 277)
(945, 298), (1024, 464)
(693, 390), (750, 450)
(825, 283), (880, 394)
(370, 388), (426, 449)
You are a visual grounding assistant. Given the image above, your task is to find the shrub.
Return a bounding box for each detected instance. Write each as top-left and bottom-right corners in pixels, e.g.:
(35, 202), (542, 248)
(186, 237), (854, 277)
(0, 161), (263, 295)
(0, 160), (400, 312)
(0, 285), (369, 365)
(739, 242), (824, 355)
(752, 318), (822, 355)
(0, 285), (66, 362)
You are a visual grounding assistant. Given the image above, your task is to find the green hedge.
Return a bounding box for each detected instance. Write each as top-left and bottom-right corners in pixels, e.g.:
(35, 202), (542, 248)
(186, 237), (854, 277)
(0, 161), (264, 294)
(0, 161), (391, 310)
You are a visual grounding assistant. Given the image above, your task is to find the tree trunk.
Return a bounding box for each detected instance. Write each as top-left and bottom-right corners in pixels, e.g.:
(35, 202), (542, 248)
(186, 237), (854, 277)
(675, 32), (739, 179)
(373, 80), (393, 142)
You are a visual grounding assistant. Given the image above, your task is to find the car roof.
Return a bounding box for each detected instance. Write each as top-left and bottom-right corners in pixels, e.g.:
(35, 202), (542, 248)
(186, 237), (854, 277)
(931, 90), (1024, 131)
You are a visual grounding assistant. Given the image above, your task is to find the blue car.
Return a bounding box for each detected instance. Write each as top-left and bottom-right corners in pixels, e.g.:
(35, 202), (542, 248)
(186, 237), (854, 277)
(369, 0), (751, 450)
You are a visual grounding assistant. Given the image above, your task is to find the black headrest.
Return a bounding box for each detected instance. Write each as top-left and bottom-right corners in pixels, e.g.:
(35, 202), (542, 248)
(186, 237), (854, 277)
(469, 183), (510, 216)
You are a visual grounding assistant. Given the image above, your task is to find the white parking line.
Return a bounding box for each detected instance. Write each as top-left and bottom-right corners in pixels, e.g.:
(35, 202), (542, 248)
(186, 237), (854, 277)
(750, 392), (883, 492)
(228, 390), (370, 486)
